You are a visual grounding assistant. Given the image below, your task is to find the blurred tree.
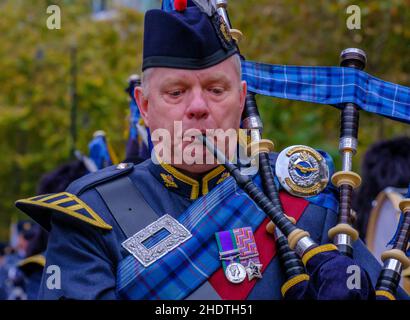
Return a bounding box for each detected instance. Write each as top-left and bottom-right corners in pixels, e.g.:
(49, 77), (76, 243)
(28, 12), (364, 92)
(230, 0), (409, 169)
(0, 0), (409, 239)
(0, 0), (144, 238)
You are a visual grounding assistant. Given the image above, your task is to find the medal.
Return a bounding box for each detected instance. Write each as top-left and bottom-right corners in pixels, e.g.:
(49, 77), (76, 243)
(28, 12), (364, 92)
(245, 260), (263, 281)
(225, 262), (247, 283)
(233, 227), (263, 281)
(215, 227), (263, 284)
(215, 230), (246, 284)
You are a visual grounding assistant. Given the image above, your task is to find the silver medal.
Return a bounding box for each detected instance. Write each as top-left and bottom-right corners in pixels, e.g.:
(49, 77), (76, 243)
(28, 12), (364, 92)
(245, 260), (263, 281)
(225, 262), (247, 284)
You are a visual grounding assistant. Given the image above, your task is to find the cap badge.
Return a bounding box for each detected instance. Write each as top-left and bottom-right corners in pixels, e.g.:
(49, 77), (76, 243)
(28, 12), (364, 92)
(211, 13), (233, 50)
(219, 15), (232, 43)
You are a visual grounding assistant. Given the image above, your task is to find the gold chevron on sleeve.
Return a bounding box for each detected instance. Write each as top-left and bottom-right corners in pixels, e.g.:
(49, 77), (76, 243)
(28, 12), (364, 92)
(18, 254), (46, 268)
(16, 192), (112, 230)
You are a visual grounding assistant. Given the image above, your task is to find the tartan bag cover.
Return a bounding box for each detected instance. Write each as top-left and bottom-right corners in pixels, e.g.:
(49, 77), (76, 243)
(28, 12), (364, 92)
(242, 61), (410, 124)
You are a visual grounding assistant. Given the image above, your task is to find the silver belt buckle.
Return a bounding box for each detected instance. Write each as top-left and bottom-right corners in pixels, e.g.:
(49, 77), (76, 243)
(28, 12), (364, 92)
(122, 214), (192, 267)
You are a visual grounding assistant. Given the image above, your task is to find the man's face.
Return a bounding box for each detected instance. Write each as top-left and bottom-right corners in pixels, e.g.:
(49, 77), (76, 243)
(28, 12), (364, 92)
(135, 56), (247, 173)
(16, 235), (28, 257)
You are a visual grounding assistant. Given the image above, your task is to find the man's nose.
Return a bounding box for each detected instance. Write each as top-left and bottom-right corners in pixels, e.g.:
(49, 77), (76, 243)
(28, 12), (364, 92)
(186, 90), (209, 120)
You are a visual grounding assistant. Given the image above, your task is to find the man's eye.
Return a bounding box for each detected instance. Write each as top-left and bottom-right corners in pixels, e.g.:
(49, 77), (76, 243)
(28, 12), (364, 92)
(168, 90), (184, 97)
(208, 87), (224, 95)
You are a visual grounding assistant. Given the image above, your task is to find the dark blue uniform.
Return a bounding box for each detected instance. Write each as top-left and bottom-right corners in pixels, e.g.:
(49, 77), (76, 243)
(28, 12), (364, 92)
(15, 157), (409, 299)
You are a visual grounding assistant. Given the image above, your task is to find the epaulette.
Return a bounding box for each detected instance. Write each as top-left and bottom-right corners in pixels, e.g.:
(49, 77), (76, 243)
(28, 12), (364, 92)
(15, 163), (134, 231)
(16, 192), (113, 231)
(18, 254), (46, 269)
(66, 162), (134, 196)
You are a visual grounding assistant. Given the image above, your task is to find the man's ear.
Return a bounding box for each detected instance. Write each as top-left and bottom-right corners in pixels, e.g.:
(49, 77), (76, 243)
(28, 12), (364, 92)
(239, 80), (247, 114)
(134, 86), (149, 127)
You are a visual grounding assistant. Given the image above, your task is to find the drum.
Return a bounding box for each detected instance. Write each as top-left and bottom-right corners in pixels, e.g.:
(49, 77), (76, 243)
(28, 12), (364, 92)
(366, 187), (410, 294)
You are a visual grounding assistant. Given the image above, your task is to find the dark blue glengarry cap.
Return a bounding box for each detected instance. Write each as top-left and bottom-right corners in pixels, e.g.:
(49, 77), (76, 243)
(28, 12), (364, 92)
(142, 5), (238, 71)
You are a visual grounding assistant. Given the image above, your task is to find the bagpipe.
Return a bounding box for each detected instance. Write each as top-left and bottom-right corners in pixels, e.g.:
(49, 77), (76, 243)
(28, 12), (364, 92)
(212, 0), (312, 299)
(162, 0), (410, 299)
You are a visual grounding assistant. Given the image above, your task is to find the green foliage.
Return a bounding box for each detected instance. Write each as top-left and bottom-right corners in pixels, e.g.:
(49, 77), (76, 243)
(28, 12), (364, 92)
(230, 0), (410, 167)
(0, 0), (409, 239)
(0, 0), (143, 239)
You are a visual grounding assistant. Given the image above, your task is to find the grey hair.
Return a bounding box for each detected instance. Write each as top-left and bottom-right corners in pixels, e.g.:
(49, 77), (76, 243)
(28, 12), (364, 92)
(141, 54), (242, 98)
(141, 68), (154, 98)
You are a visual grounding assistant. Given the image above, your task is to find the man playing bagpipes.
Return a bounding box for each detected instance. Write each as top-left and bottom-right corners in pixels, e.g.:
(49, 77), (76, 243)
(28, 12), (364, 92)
(14, 1), (409, 299)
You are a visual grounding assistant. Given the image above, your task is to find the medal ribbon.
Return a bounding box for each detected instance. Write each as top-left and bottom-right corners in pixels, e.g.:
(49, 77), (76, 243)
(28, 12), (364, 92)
(233, 227), (261, 268)
(215, 230), (241, 271)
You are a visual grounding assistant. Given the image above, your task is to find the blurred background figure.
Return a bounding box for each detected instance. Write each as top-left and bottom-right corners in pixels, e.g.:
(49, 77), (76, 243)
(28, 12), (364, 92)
(0, 242), (13, 299)
(36, 157), (91, 195)
(352, 136), (410, 242)
(1, 220), (41, 300)
(1, 129), (118, 299)
(124, 74), (152, 164)
(6, 130), (113, 299)
(36, 130), (118, 196)
(352, 136), (410, 294)
(15, 221), (36, 258)
(15, 221), (48, 300)
(0, 242), (8, 268)
(88, 130), (119, 170)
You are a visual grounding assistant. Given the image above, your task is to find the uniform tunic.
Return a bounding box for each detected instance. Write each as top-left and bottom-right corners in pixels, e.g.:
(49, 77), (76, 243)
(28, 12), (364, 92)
(16, 156), (409, 300)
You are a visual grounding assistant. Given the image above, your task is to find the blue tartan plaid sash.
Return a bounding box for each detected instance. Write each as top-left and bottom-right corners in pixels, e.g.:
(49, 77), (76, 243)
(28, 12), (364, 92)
(117, 156), (339, 300)
(242, 61), (410, 124)
(116, 177), (268, 300)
